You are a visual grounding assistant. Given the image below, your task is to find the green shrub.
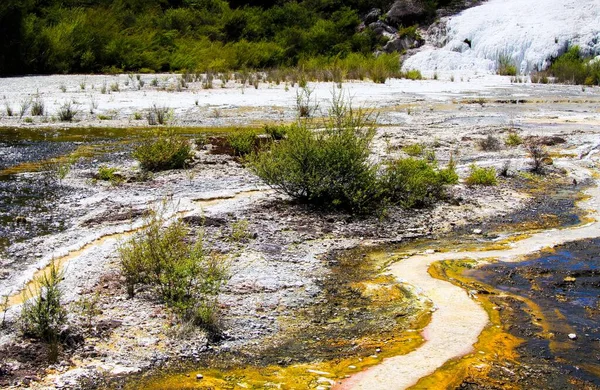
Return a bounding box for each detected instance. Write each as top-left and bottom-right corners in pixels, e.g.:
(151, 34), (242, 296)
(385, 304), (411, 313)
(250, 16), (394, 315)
(133, 130), (192, 172)
(20, 261), (66, 344)
(57, 101), (77, 122)
(381, 158), (455, 208)
(263, 124), (290, 140)
(118, 214), (227, 329)
(250, 95), (458, 213)
(97, 165), (122, 184)
(249, 100), (379, 213)
(550, 46), (586, 84)
(31, 97), (45, 116)
(402, 143), (425, 156)
(465, 164), (497, 186)
(227, 130), (258, 157)
(505, 132), (523, 147)
(403, 69), (423, 80)
(497, 55), (517, 76)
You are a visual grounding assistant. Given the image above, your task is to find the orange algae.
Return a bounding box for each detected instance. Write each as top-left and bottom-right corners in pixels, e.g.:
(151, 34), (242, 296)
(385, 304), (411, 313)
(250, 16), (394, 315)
(410, 260), (524, 390)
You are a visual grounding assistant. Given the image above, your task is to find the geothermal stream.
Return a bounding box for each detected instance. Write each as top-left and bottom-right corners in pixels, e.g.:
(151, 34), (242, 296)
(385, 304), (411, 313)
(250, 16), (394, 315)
(338, 162), (600, 389)
(2, 189), (270, 309)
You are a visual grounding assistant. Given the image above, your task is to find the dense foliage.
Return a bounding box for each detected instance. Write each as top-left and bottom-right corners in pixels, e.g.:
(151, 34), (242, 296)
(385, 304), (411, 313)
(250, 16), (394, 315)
(548, 46), (600, 86)
(249, 95), (457, 213)
(0, 0), (406, 75)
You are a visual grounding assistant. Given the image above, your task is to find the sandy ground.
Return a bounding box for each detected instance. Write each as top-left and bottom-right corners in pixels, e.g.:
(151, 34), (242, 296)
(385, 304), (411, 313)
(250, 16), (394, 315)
(0, 75), (599, 389)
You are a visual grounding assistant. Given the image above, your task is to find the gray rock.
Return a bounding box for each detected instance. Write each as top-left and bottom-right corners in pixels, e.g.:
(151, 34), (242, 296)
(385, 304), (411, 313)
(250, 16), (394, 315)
(364, 8), (382, 25)
(383, 36), (422, 53)
(386, 0), (428, 26)
(368, 20), (398, 36)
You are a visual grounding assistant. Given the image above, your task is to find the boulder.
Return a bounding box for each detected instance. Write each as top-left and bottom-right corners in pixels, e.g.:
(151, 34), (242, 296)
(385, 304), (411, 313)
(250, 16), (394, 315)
(383, 36), (424, 53)
(363, 8), (382, 25)
(368, 20), (398, 37)
(386, 0), (428, 27)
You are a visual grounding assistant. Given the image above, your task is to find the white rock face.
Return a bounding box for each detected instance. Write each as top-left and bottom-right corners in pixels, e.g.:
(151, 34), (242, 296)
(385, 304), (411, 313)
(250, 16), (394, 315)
(403, 0), (600, 75)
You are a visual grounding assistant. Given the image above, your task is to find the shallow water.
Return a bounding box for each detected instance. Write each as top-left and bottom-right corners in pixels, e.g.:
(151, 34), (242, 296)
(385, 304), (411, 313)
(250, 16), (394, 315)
(467, 238), (600, 386)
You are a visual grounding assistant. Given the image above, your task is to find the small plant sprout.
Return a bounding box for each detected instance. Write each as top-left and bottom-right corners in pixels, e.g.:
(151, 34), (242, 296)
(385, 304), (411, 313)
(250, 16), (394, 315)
(5, 101), (13, 116)
(59, 83), (67, 93)
(146, 104), (171, 125)
(465, 164), (497, 186)
(231, 219), (252, 242)
(296, 85), (318, 118)
(57, 101), (78, 122)
(89, 95), (99, 114)
(19, 98), (32, 118)
(526, 139), (550, 173)
(1, 294), (9, 328)
(31, 96), (45, 116)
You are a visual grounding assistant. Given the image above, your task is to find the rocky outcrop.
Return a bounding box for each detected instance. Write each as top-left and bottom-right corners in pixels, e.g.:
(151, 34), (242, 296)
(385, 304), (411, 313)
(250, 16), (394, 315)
(386, 0), (428, 27)
(383, 36), (424, 53)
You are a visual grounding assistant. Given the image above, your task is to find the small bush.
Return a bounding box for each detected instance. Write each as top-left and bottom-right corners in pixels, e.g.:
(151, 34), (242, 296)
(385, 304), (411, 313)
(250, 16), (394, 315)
(57, 102), (78, 122)
(478, 134), (501, 151)
(296, 86), (318, 117)
(263, 124), (289, 140)
(147, 104), (171, 125)
(505, 131), (523, 147)
(525, 140), (549, 173)
(31, 97), (45, 116)
(20, 261), (67, 343)
(118, 213), (227, 329)
(402, 143), (425, 156)
(465, 164), (497, 186)
(250, 100), (378, 213)
(381, 158), (453, 208)
(497, 55), (517, 76)
(227, 130), (258, 157)
(231, 219), (251, 242)
(133, 130), (193, 172)
(97, 165), (123, 185)
(403, 69), (423, 80)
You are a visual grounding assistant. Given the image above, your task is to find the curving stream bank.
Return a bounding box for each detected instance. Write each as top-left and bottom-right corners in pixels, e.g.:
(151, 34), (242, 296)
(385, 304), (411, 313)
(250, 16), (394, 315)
(338, 164), (600, 389)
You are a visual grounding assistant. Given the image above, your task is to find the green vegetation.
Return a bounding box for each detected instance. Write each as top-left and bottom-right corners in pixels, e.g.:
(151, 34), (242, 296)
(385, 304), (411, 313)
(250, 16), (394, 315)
(0, 0), (406, 76)
(227, 130), (258, 157)
(147, 105), (171, 126)
(249, 98), (379, 213)
(547, 46), (600, 85)
(263, 124), (290, 140)
(505, 131), (523, 147)
(20, 261), (67, 344)
(465, 164), (497, 186)
(402, 143), (425, 157)
(57, 101), (78, 122)
(230, 219), (252, 242)
(250, 95), (456, 213)
(118, 213), (227, 330)
(133, 130), (193, 171)
(97, 165), (123, 185)
(31, 96), (45, 116)
(381, 157), (457, 208)
(497, 55), (517, 76)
